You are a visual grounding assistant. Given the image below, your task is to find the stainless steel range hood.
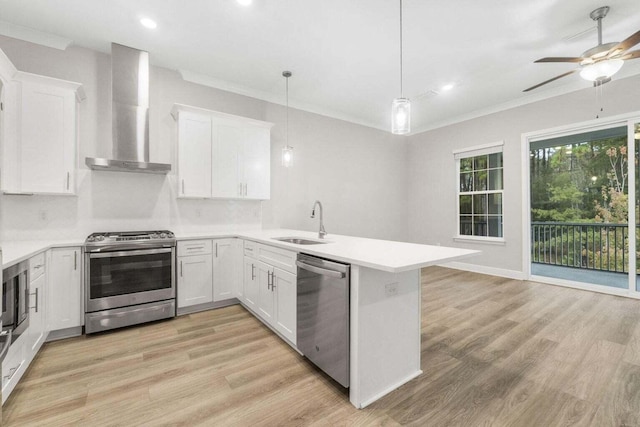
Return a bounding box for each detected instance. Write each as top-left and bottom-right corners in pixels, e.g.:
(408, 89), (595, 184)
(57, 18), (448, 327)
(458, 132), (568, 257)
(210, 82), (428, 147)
(85, 43), (171, 174)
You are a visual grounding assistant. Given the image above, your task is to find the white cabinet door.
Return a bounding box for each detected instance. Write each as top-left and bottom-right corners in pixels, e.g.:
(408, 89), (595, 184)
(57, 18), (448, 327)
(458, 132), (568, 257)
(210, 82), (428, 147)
(177, 254), (213, 308)
(256, 261), (275, 324)
(234, 239), (244, 301)
(28, 272), (47, 354)
(243, 256), (258, 310)
(213, 238), (237, 302)
(1, 334), (26, 404)
(274, 268), (296, 344)
(19, 80), (77, 194)
(177, 111), (212, 198)
(213, 124), (243, 198)
(48, 248), (82, 331)
(243, 126), (271, 200)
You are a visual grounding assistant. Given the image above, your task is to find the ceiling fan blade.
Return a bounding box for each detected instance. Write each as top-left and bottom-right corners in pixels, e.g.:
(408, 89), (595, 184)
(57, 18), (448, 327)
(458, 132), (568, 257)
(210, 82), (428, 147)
(609, 30), (640, 55)
(621, 50), (640, 60)
(523, 70), (577, 92)
(534, 57), (583, 63)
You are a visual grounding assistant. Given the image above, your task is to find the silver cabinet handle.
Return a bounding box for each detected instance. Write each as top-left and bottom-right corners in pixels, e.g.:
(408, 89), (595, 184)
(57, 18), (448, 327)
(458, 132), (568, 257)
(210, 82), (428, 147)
(271, 270), (276, 291)
(244, 183), (247, 196)
(182, 179), (185, 195)
(267, 271), (271, 290)
(30, 288), (39, 313)
(34, 264), (43, 270)
(251, 264), (255, 280)
(215, 242), (218, 258)
(66, 172), (70, 190)
(180, 260), (183, 277)
(74, 251), (77, 270)
(186, 246), (204, 250)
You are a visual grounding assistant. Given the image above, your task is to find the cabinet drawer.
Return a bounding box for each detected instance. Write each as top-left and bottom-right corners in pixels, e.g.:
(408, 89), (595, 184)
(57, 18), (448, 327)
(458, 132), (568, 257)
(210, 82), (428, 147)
(257, 243), (297, 274)
(2, 334), (26, 402)
(244, 240), (257, 257)
(29, 252), (46, 281)
(178, 240), (212, 256)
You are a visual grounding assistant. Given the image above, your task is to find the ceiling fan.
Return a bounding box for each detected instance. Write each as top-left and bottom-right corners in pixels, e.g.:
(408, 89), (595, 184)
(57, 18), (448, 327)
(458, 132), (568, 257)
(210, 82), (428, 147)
(523, 6), (640, 92)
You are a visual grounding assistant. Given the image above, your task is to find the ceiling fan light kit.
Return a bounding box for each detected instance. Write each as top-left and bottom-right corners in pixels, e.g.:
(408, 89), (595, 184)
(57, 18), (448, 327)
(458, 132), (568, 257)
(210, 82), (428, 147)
(579, 58), (624, 82)
(524, 6), (640, 92)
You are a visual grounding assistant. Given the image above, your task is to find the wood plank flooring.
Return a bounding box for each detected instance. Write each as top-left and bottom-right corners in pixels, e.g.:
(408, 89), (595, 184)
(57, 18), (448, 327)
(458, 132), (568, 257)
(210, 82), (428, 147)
(4, 266), (640, 426)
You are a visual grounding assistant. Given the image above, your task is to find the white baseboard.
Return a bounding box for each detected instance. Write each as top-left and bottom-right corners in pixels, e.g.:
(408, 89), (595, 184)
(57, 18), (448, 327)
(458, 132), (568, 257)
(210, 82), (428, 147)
(442, 261), (525, 280)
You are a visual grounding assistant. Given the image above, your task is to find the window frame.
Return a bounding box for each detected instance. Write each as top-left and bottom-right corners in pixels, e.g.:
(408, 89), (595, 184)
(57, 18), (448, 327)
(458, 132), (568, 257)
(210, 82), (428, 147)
(454, 141), (505, 243)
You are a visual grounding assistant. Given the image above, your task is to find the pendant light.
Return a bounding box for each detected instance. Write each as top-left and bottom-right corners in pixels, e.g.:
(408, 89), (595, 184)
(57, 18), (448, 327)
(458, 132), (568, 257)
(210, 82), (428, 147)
(282, 71), (294, 167)
(391, 0), (410, 135)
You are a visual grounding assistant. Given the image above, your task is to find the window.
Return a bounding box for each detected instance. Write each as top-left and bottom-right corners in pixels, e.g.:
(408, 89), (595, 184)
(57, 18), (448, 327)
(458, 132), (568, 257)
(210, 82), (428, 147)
(455, 143), (504, 239)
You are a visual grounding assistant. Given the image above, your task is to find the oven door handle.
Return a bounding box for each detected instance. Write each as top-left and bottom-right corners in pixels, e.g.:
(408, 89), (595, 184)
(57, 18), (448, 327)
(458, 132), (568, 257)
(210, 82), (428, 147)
(89, 247), (173, 258)
(87, 243), (175, 253)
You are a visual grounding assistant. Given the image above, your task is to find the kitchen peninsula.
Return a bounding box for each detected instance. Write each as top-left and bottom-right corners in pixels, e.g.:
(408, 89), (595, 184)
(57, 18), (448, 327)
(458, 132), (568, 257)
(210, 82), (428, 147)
(1, 229), (477, 408)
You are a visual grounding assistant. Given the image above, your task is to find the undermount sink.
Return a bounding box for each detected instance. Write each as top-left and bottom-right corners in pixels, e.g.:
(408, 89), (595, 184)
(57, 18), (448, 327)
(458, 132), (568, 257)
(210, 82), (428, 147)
(272, 237), (328, 245)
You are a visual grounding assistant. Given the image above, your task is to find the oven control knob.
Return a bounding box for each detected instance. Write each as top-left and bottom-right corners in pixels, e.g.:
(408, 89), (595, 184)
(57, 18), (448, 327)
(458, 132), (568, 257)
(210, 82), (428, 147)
(150, 233), (159, 239)
(167, 232), (174, 238)
(87, 236), (95, 242)
(160, 233), (167, 238)
(97, 235), (105, 241)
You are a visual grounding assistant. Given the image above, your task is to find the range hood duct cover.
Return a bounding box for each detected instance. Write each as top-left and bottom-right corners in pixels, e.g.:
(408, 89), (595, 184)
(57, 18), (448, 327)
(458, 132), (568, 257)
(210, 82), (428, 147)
(85, 43), (171, 174)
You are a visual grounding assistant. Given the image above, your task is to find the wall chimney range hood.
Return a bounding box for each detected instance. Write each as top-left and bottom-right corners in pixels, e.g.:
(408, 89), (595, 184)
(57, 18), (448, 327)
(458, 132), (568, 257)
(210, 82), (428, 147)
(85, 43), (171, 174)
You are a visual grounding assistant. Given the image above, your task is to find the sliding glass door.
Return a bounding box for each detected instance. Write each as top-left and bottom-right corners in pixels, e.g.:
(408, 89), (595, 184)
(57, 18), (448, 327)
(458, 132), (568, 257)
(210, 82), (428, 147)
(528, 118), (640, 293)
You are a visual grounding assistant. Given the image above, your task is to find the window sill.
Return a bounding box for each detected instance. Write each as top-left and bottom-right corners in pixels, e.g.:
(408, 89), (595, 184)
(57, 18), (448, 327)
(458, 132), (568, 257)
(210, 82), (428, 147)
(453, 236), (506, 246)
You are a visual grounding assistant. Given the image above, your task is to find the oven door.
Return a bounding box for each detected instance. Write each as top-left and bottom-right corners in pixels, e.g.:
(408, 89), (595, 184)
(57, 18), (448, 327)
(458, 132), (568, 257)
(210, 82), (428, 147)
(86, 247), (175, 312)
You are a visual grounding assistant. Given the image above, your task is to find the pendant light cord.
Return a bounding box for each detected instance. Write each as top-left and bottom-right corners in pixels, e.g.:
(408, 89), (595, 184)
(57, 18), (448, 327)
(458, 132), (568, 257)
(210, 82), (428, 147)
(286, 75), (289, 146)
(399, 0), (403, 98)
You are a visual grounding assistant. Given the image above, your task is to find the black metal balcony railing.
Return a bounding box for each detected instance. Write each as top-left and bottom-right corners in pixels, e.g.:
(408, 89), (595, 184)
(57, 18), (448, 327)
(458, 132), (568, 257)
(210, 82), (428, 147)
(531, 222), (631, 273)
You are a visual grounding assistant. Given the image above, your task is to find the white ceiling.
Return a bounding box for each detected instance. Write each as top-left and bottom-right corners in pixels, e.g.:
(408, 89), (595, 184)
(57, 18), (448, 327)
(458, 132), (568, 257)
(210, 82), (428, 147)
(0, 0), (639, 134)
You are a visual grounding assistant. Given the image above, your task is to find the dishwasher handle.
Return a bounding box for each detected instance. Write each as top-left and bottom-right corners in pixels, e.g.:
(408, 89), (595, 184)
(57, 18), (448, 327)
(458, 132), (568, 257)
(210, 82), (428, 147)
(296, 260), (345, 279)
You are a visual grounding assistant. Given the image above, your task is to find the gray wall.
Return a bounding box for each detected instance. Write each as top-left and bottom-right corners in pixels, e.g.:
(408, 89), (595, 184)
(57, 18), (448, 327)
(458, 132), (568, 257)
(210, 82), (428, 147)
(406, 74), (640, 275)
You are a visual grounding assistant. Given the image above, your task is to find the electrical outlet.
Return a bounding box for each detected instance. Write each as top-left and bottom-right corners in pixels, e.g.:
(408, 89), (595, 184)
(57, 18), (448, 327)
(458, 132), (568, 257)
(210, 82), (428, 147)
(385, 282), (398, 297)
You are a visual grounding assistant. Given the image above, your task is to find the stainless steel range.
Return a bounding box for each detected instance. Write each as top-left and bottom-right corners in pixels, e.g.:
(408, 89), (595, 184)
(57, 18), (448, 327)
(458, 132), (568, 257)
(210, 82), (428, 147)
(84, 230), (176, 334)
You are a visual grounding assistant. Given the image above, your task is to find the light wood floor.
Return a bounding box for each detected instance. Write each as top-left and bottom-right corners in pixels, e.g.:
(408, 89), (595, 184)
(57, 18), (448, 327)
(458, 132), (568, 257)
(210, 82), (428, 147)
(4, 267), (640, 426)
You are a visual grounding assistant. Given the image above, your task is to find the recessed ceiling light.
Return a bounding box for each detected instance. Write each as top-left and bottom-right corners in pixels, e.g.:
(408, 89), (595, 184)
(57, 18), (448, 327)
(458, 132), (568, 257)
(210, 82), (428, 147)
(237, 0), (252, 6)
(140, 18), (157, 29)
(441, 83), (455, 92)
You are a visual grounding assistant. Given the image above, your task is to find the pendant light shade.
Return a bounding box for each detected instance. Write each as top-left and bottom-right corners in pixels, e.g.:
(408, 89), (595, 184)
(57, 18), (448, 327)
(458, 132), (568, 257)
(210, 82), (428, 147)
(392, 97), (410, 134)
(282, 71), (293, 167)
(391, 0), (410, 135)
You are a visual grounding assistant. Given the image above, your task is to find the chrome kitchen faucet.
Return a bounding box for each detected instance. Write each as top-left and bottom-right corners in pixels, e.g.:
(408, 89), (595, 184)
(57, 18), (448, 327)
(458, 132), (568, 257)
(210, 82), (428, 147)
(311, 200), (327, 239)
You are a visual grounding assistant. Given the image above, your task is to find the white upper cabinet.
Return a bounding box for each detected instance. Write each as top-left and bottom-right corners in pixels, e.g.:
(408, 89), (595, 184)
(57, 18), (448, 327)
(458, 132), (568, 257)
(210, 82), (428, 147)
(172, 104), (272, 200)
(2, 70), (84, 195)
(177, 111), (212, 198)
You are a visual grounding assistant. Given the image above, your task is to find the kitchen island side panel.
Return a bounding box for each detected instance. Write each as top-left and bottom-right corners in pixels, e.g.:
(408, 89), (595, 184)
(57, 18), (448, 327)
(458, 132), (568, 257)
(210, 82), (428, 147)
(349, 265), (422, 408)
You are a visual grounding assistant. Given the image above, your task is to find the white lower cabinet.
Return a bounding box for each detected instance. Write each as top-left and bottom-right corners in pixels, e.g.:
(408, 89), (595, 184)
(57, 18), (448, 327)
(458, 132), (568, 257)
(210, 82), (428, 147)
(27, 269), (47, 354)
(213, 238), (239, 302)
(177, 253), (213, 308)
(243, 256), (259, 310)
(47, 247), (83, 331)
(273, 268), (296, 344)
(1, 334), (26, 404)
(177, 238), (242, 310)
(256, 261), (275, 323)
(243, 242), (297, 346)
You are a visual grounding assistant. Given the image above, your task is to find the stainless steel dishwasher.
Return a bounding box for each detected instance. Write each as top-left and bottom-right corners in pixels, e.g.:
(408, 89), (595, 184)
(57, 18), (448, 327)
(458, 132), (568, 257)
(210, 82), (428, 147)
(296, 253), (350, 388)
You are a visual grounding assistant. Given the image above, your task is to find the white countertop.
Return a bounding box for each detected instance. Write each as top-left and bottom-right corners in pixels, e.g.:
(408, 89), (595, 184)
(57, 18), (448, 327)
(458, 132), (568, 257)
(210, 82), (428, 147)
(1, 239), (84, 268)
(1, 229), (479, 272)
(235, 229), (478, 273)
